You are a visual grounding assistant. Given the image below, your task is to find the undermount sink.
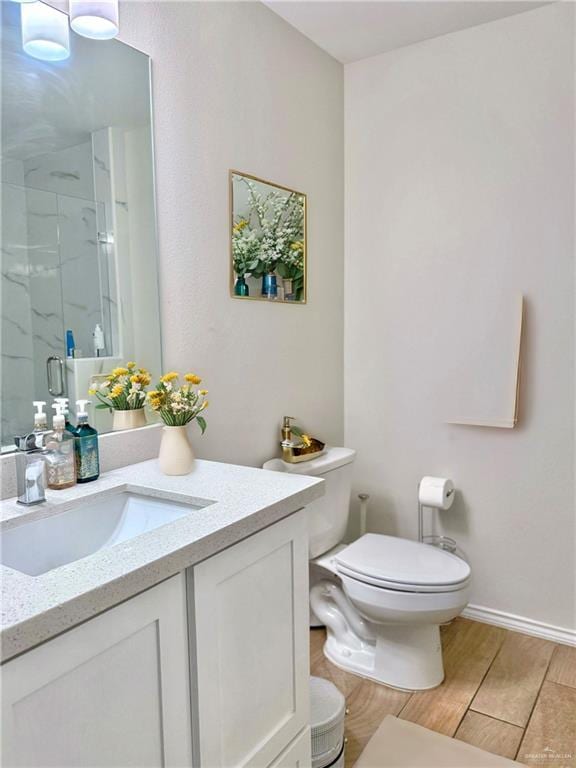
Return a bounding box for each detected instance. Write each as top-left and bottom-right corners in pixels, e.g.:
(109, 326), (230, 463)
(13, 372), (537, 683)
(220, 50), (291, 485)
(1, 492), (210, 577)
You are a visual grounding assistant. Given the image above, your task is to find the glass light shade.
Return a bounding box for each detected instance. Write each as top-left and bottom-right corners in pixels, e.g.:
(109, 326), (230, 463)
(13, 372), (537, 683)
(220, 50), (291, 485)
(70, 0), (119, 40)
(21, 3), (70, 61)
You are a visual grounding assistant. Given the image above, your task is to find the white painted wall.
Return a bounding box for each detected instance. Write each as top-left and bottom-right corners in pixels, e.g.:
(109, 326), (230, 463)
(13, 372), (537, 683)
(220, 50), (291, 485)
(1, 1), (343, 491)
(345, 4), (575, 631)
(118, 1), (344, 466)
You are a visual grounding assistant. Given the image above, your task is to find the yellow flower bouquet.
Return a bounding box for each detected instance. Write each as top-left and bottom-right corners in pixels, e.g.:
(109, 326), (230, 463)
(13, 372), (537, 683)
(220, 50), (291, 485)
(147, 372), (209, 432)
(89, 362), (151, 411)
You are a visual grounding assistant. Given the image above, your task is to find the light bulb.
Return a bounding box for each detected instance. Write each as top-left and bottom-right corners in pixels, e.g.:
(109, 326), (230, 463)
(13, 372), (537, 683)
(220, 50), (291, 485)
(21, 2), (70, 62)
(70, 0), (119, 40)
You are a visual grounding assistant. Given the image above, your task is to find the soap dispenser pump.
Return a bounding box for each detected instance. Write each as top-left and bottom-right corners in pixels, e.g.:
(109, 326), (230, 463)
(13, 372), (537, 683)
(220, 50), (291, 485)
(74, 399), (99, 483)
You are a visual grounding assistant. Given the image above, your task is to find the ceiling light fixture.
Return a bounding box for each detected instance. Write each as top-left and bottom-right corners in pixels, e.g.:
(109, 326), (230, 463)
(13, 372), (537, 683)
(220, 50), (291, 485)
(69, 0), (119, 40)
(21, 2), (70, 61)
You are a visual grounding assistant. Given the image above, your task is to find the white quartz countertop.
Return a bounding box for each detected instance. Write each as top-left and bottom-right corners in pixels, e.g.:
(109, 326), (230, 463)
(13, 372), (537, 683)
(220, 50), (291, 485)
(0, 458), (323, 662)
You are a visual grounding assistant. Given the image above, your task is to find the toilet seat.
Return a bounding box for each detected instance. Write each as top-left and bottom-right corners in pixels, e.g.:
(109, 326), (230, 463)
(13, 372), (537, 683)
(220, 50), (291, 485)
(334, 534), (471, 594)
(336, 565), (470, 593)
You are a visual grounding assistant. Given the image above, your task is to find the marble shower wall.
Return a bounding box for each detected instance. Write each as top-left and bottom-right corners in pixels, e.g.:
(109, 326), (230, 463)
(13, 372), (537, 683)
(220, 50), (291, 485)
(1, 183), (35, 446)
(58, 193), (102, 357)
(26, 188), (64, 412)
(22, 143), (94, 200)
(92, 128), (119, 359)
(1, 141), (113, 445)
(22, 141), (106, 363)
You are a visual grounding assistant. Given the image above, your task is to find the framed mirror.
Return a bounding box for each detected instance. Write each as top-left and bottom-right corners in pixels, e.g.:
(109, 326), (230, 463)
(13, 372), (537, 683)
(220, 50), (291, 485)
(1, 1), (162, 449)
(230, 171), (307, 303)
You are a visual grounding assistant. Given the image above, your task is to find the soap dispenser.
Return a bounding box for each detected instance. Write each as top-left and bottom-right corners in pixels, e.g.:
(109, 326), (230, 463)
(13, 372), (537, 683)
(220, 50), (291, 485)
(45, 403), (76, 490)
(54, 397), (76, 435)
(281, 416), (296, 445)
(93, 324), (105, 357)
(74, 400), (99, 483)
(13, 402), (50, 505)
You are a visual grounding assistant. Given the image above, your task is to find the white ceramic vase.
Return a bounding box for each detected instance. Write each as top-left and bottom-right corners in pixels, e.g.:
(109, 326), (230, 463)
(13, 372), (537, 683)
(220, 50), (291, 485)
(158, 425), (195, 475)
(112, 408), (147, 431)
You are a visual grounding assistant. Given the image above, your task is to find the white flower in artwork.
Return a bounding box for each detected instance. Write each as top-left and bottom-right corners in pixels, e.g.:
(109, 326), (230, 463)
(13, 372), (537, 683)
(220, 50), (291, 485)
(232, 176), (305, 299)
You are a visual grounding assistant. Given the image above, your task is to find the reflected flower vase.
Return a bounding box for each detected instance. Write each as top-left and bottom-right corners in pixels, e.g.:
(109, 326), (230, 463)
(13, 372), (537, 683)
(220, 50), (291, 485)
(282, 278), (294, 300)
(234, 276), (249, 297)
(112, 408), (147, 431)
(261, 273), (277, 299)
(158, 425), (195, 475)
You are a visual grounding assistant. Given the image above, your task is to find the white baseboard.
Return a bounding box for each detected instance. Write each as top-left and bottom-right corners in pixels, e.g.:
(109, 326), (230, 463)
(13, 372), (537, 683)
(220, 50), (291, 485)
(462, 604), (576, 647)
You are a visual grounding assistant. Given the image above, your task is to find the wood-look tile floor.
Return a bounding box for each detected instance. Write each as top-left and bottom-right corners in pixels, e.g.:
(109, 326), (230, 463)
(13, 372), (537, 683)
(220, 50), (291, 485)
(310, 619), (576, 767)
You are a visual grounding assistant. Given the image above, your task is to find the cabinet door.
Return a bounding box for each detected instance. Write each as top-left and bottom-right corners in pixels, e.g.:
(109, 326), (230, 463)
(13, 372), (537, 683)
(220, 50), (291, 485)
(268, 728), (312, 768)
(192, 511), (310, 768)
(2, 574), (192, 768)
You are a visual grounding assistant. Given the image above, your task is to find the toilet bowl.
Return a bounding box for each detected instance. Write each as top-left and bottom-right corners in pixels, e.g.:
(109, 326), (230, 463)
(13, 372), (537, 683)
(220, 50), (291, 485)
(263, 447), (471, 691)
(310, 534), (470, 690)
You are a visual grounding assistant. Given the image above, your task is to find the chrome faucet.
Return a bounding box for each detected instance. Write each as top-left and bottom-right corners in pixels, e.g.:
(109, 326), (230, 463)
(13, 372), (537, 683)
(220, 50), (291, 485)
(13, 433), (48, 506)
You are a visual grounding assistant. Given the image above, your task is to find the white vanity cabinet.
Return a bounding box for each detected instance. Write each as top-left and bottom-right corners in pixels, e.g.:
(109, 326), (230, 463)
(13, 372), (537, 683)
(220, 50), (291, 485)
(268, 727), (313, 768)
(1, 510), (311, 768)
(1, 573), (192, 768)
(190, 510), (311, 768)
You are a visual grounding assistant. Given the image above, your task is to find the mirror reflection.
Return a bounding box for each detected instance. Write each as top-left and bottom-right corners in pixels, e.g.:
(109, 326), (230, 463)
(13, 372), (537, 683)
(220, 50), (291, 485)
(1, 2), (162, 448)
(230, 171), (307, 303)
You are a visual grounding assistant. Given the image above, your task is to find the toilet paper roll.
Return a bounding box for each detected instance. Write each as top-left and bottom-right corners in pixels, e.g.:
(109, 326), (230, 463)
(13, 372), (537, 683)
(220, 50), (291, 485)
(418, 477), (455, 510)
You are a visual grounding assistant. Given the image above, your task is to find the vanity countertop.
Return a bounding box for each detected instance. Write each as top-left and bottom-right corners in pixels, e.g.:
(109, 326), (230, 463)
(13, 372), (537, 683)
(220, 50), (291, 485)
(0, 459), (323, 663)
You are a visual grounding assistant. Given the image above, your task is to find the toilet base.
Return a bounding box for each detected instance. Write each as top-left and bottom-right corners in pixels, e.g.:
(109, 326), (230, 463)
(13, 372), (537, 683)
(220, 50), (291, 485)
(323, 623), (444, 691)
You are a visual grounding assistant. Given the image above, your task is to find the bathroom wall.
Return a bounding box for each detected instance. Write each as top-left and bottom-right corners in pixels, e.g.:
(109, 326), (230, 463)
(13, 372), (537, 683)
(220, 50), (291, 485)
(1, 142), (112, 445)
(122, 124), (161, 369)
(117, 1), (345, 466)
(25, 142), (104, 371)
(1, 183), (34, 445)
(344, 4), (575, 632)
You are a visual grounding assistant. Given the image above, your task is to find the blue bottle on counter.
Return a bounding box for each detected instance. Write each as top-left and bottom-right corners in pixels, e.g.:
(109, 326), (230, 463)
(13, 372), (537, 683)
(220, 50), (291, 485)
(74, 400), (99, 483)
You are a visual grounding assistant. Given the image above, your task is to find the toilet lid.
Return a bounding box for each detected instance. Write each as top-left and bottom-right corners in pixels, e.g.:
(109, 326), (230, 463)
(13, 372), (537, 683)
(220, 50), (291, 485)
(334, 534), (471, 591)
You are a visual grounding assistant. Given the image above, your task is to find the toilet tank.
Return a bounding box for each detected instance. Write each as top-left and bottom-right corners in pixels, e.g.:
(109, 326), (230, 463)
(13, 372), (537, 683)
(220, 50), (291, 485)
(263, 447), (356, 559)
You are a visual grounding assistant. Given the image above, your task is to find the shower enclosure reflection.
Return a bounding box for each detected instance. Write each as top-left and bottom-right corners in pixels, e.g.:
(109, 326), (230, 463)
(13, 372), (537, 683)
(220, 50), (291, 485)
(1, 1), (161, 447)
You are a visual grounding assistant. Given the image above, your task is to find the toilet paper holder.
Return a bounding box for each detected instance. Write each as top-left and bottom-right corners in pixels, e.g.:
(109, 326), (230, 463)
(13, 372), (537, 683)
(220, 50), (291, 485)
(423, 533), (457, 553)
(418, 480), (456, 552)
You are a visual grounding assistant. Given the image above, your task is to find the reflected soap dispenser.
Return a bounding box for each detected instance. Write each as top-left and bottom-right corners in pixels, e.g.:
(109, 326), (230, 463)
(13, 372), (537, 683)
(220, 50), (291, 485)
(74, 400), (99, 484)
(45, 403), (76, 490)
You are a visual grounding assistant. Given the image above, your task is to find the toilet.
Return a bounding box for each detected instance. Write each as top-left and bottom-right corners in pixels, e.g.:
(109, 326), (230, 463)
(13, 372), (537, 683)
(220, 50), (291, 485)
(263, 447), (471, 691)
